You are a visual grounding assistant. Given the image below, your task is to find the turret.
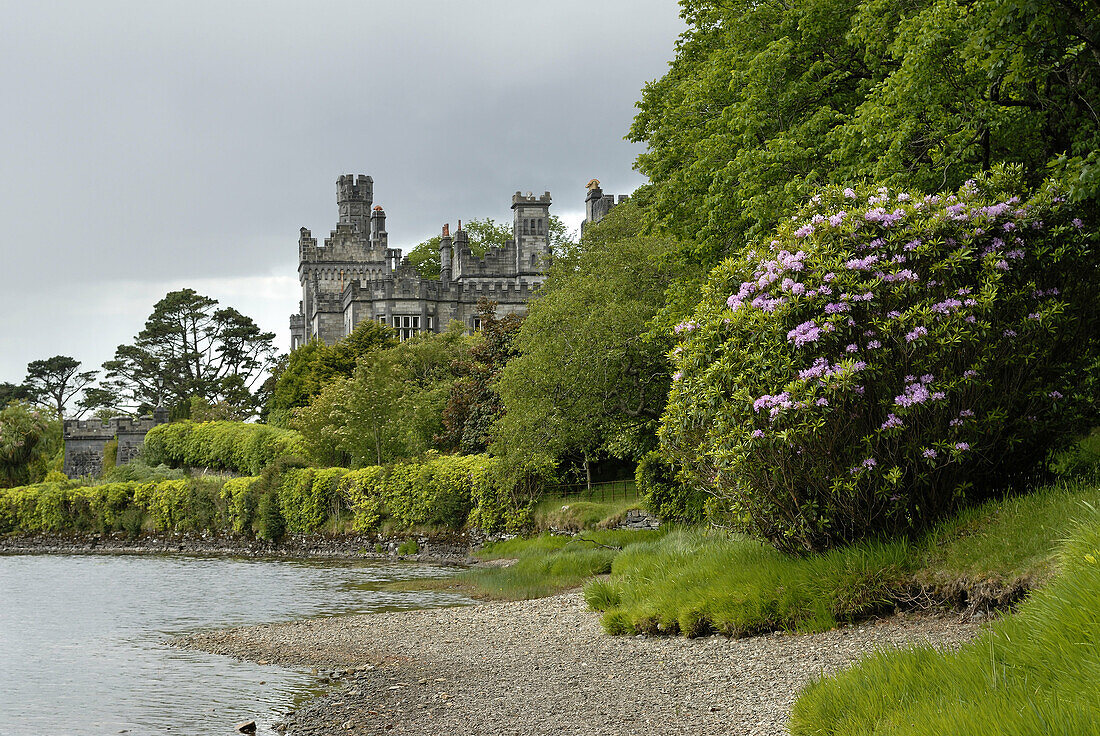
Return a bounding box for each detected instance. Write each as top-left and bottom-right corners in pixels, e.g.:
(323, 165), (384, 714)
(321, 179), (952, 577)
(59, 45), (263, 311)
(440, 223), (453, 285)
(512, 190), (552, 278)
(337, 174), (374, 233)
(370, 205), (388, 249)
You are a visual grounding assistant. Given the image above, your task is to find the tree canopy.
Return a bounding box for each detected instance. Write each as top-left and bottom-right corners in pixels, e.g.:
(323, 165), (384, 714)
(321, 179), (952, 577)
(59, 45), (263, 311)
(22, 355), (97, 420)
(632, 0), (1099, 267)
(87, 289), (277, 418)
(264, 319), (398, 426)
(493, 201), (683, 478)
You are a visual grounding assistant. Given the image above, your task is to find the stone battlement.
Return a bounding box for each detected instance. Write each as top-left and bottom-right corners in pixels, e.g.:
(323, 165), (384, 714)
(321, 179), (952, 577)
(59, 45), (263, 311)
(62, 409), (168, 478)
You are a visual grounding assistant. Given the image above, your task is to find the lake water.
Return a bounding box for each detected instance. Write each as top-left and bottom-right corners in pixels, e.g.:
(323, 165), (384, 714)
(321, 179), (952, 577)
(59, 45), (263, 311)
(0, 553), (468, 736)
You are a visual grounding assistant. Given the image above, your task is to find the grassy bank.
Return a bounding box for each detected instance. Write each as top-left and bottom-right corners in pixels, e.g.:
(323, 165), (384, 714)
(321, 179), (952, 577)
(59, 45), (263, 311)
(583, 478), (1100, 637)
(790, 513), (1100, 735)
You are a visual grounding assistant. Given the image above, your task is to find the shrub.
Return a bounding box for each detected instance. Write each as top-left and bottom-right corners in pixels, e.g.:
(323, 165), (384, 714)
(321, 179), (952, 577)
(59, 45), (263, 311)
(278, 467), (347, 534)
(220, 476), (261, 534)
(635, 451), (705, 522)
(339, 466), (387, 531)
(664, 169), (1100, 552)
(142, 420), (308, 475)
(256, 488), (285, 542)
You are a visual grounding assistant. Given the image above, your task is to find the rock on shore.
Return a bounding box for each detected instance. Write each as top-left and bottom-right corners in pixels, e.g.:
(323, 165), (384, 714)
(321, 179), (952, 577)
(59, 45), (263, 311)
(174, 592), (981, 736)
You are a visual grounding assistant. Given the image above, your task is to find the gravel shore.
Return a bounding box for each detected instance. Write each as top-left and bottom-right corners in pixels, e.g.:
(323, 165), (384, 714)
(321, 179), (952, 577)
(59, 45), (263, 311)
(175, 591), (982, 735)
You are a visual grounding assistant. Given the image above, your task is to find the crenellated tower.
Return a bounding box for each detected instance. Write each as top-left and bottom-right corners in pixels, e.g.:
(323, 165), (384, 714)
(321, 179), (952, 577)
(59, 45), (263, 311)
(337, 174), (374, 233)
(512, 191), (552, 283)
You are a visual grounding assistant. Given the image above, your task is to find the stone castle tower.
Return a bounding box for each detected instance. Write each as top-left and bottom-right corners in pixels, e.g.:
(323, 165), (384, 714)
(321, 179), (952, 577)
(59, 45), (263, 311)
(290, 176), (552, 348)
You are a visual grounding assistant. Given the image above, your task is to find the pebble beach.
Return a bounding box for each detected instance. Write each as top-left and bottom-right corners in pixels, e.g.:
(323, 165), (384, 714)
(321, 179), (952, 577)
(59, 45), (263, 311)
(175, 591), (982, 735)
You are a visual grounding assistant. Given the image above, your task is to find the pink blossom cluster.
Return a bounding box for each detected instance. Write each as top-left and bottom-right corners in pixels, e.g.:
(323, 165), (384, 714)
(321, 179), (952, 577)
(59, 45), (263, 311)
(787, 320), (824, 347)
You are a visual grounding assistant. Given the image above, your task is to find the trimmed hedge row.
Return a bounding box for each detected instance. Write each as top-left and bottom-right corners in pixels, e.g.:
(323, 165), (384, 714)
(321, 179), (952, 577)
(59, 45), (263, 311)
(279, 454), (514, 533)
(0, 453), (538, 537)
(0, 478), (248, 535)
(142, 421), (308, 475)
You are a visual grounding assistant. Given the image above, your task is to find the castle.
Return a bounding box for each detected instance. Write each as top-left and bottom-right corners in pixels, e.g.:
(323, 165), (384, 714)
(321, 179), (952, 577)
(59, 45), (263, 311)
(290, 175), (556, 347)
(62, 409), (168, 478)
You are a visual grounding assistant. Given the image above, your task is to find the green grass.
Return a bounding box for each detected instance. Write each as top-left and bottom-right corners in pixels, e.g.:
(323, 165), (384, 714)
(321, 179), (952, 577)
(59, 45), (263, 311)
(586, 478), (1100, 638)
(531, 494), (641, 533)
(918, 477), (1100, 586)
(789, 513), (1100, 736)
(387, 529), (665, 600)
(586, 528), (912, 637)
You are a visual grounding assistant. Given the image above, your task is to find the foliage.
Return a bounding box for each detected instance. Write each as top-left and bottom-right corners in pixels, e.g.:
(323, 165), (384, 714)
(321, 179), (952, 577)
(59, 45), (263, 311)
(86, 289), (277, 418)
(0, 382), (29, 409)
(0, 477), (235, 535)
(635, 451), (706, 523)
(663, 171), (1100, 551)
(493, 202), (680, 475)
(292, 326), (470, 466)
(141, 420), (308, 475)
(264, 319), (397, 426)
(21, 355), (97, 419)
(631, 0), (1100, 266)
(0, 401), (61, 489)
(789, 513), (1100, 735)
(437, 300), (522, 454)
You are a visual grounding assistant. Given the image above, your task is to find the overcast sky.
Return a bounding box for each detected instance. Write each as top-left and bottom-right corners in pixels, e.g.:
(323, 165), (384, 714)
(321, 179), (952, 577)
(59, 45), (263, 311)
(0, 1), (685, 384)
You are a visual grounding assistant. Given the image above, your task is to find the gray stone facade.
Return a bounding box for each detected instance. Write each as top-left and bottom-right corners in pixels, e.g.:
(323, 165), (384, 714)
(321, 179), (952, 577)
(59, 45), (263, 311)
(63, 408), (168, 478)
(290, 175), (554, 348)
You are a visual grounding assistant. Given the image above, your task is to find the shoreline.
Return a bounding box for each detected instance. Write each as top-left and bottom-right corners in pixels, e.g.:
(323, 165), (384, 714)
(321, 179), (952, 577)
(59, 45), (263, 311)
(0, 531), (476, 565)
(174, 591), (984, 736)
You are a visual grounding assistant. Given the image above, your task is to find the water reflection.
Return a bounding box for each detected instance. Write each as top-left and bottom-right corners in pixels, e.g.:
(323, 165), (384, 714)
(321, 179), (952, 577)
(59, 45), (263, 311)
(0, 554), (467, 735)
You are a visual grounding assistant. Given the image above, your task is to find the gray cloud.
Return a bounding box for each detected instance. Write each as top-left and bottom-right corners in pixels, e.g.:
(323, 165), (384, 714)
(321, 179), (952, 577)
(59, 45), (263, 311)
(0, 1), (684, 382)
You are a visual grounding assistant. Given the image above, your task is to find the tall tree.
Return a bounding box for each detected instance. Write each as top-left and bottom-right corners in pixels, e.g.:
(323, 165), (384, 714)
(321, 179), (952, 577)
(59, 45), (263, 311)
(492, 202), (682, 482)
(437, 299), (523, 454)
(631, 0), (1099, 267)
(89, 289), (277, 418)
(22, 355), (97, 419)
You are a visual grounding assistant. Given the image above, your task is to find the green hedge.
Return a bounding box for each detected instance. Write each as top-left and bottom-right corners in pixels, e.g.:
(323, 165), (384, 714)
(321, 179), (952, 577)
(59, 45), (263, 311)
(0, 477), (249, 535)
(278, 453), (506, 534)
(0, 453), (538, 537)
(142, 421), (308, 475)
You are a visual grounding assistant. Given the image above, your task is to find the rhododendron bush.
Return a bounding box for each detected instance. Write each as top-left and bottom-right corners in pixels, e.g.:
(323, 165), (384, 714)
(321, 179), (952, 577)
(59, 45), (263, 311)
(662, 169), (1100, 552)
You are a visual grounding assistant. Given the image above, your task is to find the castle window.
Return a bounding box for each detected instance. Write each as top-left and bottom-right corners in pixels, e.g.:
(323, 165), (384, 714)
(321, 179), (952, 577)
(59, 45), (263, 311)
(427, 316), (434, 330)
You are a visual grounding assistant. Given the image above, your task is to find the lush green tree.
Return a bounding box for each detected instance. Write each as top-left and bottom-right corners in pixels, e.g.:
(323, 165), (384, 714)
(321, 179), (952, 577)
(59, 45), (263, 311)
(0, 382), (29, 410)
(22, 355), (97, 419)
(292, 326), (470, 466)
(264, 319), (397, 426)
(437, 300), (523, 454)
(632, 0), (1100, 266)
(492, 202), (683, 484)
(87, 289), (277, 418)
(0, 401), (61, 488)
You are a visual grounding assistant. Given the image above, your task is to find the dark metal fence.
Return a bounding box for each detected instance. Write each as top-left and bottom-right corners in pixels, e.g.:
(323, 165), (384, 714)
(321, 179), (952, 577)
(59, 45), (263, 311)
(539, 479), (639, 502)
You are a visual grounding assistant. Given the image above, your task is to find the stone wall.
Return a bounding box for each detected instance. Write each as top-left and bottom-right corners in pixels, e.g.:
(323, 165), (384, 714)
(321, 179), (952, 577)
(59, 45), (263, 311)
(62, 412), (167, 479)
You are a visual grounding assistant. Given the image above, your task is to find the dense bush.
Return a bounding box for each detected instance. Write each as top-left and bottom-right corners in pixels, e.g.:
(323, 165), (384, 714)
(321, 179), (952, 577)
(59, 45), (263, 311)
(142, 420), (308, 475)
(635, 451), (706, 523)
(664, 169), (1100, 552)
